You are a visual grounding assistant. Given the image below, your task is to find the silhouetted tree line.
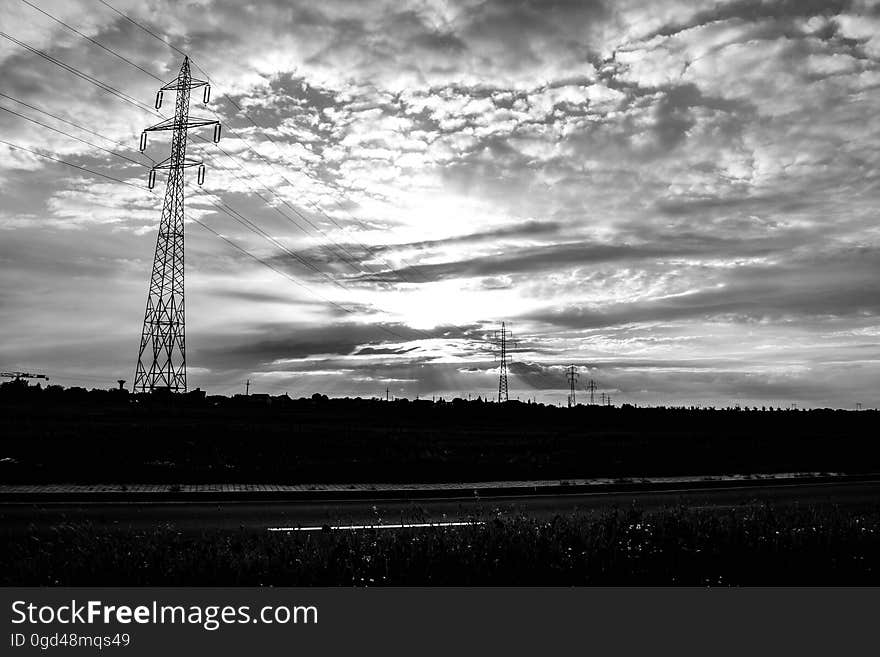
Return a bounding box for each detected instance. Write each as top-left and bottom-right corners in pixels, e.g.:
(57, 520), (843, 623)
(1, 380), (876, 484)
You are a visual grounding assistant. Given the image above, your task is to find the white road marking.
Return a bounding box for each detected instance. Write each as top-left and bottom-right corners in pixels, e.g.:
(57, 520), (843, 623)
(268, 521), (485, 532)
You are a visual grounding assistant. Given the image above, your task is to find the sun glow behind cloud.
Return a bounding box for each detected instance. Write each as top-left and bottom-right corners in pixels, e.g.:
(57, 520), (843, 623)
(0, 0), (879, 407)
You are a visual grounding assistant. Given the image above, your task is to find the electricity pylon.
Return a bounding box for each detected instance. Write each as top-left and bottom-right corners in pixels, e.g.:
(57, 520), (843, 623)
(585, 378), (597, 405)
(493, 321), (515, 402)
(133, 57), (220, 393)
(566, 365), (578, 407)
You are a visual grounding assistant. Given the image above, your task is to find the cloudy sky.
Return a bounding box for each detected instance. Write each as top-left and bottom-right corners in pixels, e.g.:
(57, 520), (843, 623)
(1, 0), (879, 407)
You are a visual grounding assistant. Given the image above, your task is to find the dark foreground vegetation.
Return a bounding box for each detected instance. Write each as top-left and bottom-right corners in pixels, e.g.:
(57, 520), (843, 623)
(1, 380), (878, 483)
(3, 504), (878, 585)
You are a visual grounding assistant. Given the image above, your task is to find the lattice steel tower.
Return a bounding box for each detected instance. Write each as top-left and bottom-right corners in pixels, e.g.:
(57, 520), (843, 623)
(566, 365), (578, 407)
(586, 378), (597, 405)
(133, 57), (220, 393)
(494, 322), (513, 403)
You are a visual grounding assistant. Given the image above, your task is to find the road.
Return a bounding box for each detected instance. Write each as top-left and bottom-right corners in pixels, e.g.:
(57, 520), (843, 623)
(2, 479), (879, 535)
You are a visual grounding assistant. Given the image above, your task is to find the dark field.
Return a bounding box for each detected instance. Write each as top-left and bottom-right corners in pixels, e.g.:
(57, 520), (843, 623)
(5, 382), (878, 586)
(1, 382), (878, 484)
(3, 503), (879, 585)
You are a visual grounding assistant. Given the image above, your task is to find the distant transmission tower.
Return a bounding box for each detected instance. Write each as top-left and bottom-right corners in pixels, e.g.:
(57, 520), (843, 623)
(493, 322), (515, 402)
(566, 365), (578, 407)
(585, 378), (597, 405)
(133, 57), (220, 393)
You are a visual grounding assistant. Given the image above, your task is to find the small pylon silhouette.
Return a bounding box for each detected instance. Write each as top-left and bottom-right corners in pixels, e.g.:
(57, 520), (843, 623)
(566, 365), (578, 407)
(585, 378), (597, 405)
(492, 322), (516, 402)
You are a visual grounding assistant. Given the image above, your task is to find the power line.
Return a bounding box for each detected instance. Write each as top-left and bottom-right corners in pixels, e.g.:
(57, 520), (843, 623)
(202, 82), (428, 283)
(193, 140), (425, 307)
(188, 133), (374, 278)
(211, 112), (432, 285)
(0, 30), (154, 114)
(2, 26), (391, 283)
(189, 211), (349, 311)
(193, 210), (413, 341)
(201, 192), (420, 338)
(0, 138), (149, 189)
(0, 137), (356, 317)
(188, 207), (414, 341)
(0, 32), (361, 288)
(96, 0), (191, 63)
(199, 105), (430, 286)
(187, 199), (413, 340)
(1, 136), (414, 341)
(0, 54), (382, 321)
(10, 9), (481, 318)
(189, 112), (407, 281)
(0, 91), (154, 162)
(2, 27), (474, 344)
(5, 18), (424, 295)
(193, 187), (349, 290)
(0, 104), (148, 168)
(18, 0), (163, 83)
(93, 0), (430, 286)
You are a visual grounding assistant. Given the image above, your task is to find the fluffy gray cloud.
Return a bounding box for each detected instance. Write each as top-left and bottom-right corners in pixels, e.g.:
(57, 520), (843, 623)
(1, 0), (878, 407)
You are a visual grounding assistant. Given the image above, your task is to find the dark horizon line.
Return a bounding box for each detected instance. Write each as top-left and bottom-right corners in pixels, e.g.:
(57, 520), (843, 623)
(1, 379), (874, 412)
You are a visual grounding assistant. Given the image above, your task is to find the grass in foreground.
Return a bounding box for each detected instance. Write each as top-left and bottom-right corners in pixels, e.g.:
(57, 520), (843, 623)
(3, 504), (879, 585)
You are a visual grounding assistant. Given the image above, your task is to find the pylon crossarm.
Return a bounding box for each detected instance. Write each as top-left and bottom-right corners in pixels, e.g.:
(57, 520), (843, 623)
(151, 156), (204, 170)
(161, 77), (208, 92)
(144, 117), (218, 132)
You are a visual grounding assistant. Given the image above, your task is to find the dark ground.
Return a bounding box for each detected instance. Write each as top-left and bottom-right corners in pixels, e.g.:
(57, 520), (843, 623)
(1, 479), (877, 534)
(3, 381), (879, 585)
(3, 498), (879, 585)
(1, 381), (877, 484)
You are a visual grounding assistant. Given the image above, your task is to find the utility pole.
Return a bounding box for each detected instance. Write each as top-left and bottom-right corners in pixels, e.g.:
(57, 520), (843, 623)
(386, 386), (389, 402)
(585, 378), (597, 405)
(246, 379), (250, 396)
(133, 57), (221, 393)
(566, 365), (578, 407)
